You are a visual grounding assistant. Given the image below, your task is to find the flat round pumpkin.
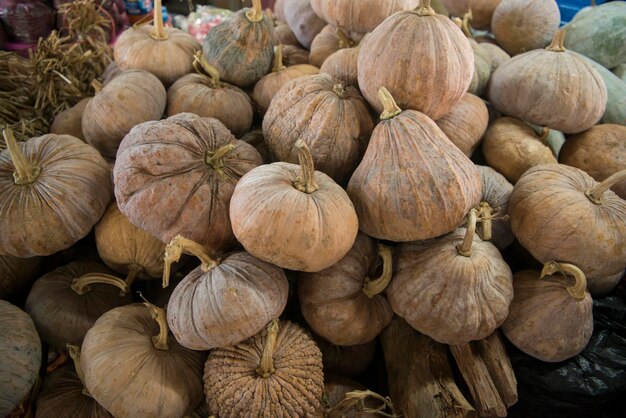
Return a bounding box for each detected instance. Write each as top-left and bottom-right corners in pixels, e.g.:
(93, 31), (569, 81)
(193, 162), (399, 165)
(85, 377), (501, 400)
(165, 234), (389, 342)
(435, 92), (488, 157)
(311, 0), (419, 33)
(0, 254), (41, 300)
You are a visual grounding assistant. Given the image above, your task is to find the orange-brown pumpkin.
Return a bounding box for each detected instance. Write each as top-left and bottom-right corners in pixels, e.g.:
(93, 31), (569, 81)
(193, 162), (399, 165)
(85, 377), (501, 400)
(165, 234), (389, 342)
(0, 254), (41, 300)
(283, 0), (326, 49)
(311, 0), (419, 33)
(50, 98), (90, 141)
(435, 92), (488, 157)
(442, 0), (501, 29)
(320, 42), (360, 87)
(310, 25), (355, 68)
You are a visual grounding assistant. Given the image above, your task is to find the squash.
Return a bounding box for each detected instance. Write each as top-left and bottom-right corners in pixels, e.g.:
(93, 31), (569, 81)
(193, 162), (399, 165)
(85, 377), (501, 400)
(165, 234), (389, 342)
(435, 92), (488, 157)
(113, 0), (200, 86)
(509, 164), (626, 278)
(0, 254), (41, 300)
(114, 113), (263, 254)
(482, 117), (557, 183)
(492, 0), (560, 55)
(50, 98), (90, 141)
(358, 0), (474, 119)
(614, 64), (626, 82)
(310, 0), (419, 33)
(317, 338), (376, 377)
(468, 48), (491, 96)
(263, 74), (374, 184)
(273, 20), (301, 47)
(25, 261), (133, 349)
(587, 271), (624, 297)
(487, 31), (608, 134)
(0, 129), (111, 257)
(528, 123), (566, 157)
(559, 124), (626, 200)
(82, 71), (167, 157)
(202, 0), (274, 88)
(388, 208), (513, 344)
(299, 235), (393, 346)
(274, 0), (287, 21)
(0, 300), (41, 417)
(320, 42), (361, 87)
(477, 42), (510, 72)
(283, 44), (311, 65)
(502, 262), (593, 362)
(476, 165), (515, 250)
(102, 61), (121, 85)
(283, 0), (326, 49)
(310, 25), (356, 68)
(230, 140), (359, 272)
(442, 0), (501, 29)
(162, 236), (289, 350)
(240, 128), (272, 163)
(204, 320), (324, 417)
(347, 88), (482, 241)
(251, 45), (320, 115)
(81, 302), (205, 418)
(167, 51), (253, 137)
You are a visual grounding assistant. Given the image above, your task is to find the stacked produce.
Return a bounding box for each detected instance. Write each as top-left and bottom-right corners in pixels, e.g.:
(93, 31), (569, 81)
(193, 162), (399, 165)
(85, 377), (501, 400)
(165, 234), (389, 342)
(1, 0), (625, 417)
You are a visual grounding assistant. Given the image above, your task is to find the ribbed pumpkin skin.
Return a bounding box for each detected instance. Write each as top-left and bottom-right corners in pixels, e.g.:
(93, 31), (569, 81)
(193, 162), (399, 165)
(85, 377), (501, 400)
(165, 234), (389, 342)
(0, 134), (111, 258)
(487, 51), (607, 134)
(509, 164), (626, 278)
(204, 321), (324, 417)
(167, 74), (253, 137)
(310, 0), (419, 33)
(442, 0), (501, 29)
(320, 45), (360, 87)
(0, 301), (41, 418)
(0, 254), (41, 300)
(202, 8), (274, 88)
(114, 113), (263, 254)
(477, 165), (515, 250)
(435, 93), (488, 157)
(347, 110), (482, 241)
(81, 304), (205, 418)
(251, 64), (320, 115)
(167, 252), (289, 350)
(358, 10), (473, 119)
(283, 0), (326, 49)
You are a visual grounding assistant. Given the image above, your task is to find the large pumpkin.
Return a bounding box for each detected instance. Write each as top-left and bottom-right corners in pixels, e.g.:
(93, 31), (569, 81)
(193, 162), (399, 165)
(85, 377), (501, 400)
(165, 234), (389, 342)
(310, 0), (418, 33)
(0, 254), (41, 300)
(435, 92), (488, 157)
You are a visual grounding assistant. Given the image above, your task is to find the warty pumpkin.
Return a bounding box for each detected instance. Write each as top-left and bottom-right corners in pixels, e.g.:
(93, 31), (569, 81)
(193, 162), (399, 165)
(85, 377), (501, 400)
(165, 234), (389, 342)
(50, 98), (90, 141)
(283, 0), (326, 49)
(435, 92), (488, 157)
(320, 42), (361, 88)
(347, 88), (482, 241)
(204, 320), (324, 417)
(230, 140), (359, 272)
(310, 0), (419, 33)
(0, 129), (111, 258)
(0, 254), (41, 300)
(476, 165), (515, 250)
(310, 25), (356, 68)
(442, 0), (501, 29)
(317, 338), (376, 377)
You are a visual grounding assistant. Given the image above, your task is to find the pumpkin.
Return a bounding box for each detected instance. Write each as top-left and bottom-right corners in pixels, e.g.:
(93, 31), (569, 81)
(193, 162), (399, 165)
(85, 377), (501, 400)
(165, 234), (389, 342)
(468, 49), (491, 96)
(482, 117), (557, 183)
(263, 74), (374, 184)
(251, 45), (320, 115)
(299, 235), (394, 346)
(114, 113), (263, 254)
(95, 202), (167, 282)
(587, 271), (625, 297)
(491, 0), (560, 55)
(204, 320), (324, 417)
(528, 123), (567, 157)
(320, 42), (360, 87)
(559, 124), (626, 200)
(502, 262), (593, 362)
(82, 71), (167, 158)
(347, 88), (482, 241)
(102, 61), (121, 85)
(50, 98), (90, 141)
(162, 235), (289, 350)
(358, 0), (474, 119)
(202, 0), (274, 88)
(0, 300), (41, 417)
(283, 44), (311, 65)
(167, 51), (253, 137)
(476, 165), (515, 250)
(25, 261), (132, 348)
(388, 208), (514, 345)
(317, 338), (376, 377)
(0, 254), (41, 300)
(614, 64), (626, 82)
(81, 302), (205, 418)
(0, 129), (111, 258)
(274, 0), (287, 21)
(509, 164), (626, 278)
(435, 92), (488, 157)
(477, 42), (511, 72)
(284, 0), (326, 49)
(442, 0), (501, 29)
(230, 140), (359, 272)
(113, 0), (200, 86)
(273, 20), (301, 47)
(240, 128), (272, 163)
(310, 0), (419, 33)
(310, 25), (356, 68)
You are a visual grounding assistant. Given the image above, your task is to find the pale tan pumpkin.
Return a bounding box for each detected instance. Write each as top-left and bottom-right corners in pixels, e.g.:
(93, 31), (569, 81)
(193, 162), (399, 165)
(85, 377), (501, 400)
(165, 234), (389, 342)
(442, 0), (501, 29)
(50, 98), (90, 141)
(477, 42), (511, 72)
(311, 0), (419, 33)
(283, 0), (326, 49)
(320, 42), (360, 87)
(435, 93), (488, 157)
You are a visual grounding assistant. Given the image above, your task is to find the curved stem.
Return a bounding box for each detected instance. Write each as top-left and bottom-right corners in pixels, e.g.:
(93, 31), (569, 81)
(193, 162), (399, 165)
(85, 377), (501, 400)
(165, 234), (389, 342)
(478, 202), (493, 241)
(540, 261), (588, 300)
(272, 45), (286, 72)
(246, 0), (264, 23)
(91, 79), (103, 94)
(546, 29), (566, 52)
(3, 128), (40, 185)
(141, 297), (169, 350)
(193, 50), (221, 87)
(67, 345), (91, 398)
(256, 320), (279, 378)
(150, 0), (168, 40)
(332, 83), (345, 98)
(362, 244), (393, 298)
(336, 28), (353, 49)
(586, 169), (626, 204)
(326, 390), (397, 418)
(457, 208), (478, 257)
(71, 273), (131, 296)
(461, 10), (473, 38)
(378, 87), (402, 120)
(206, 143), (236, 172)
(293, 139), (319, 194)
(124, 264), (143, 288)
(415, 0), (435, 16)
(163, 235), (220, 288)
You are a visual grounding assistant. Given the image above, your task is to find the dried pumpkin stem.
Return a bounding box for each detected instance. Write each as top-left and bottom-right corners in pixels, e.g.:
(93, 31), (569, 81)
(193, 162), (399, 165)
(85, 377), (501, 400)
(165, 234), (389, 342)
(332, 83), (346, 98)
(457, 208), (479, 257)
(67, 344), (92, 397)
(163, 235), (220, 288)
(256, 319), (279, 377)
(206, 143), (236, 171)
(293, 139), (319, 193)
(415, 0), (436, 16)
(478, 202), (493, 241)
(326, 390), (397, 418)
(141, 298), (170, 350)
(2, 128), (41, 185)
(151, 0), (168, 40)
(378, 87), (402, 120)
(540, 261), (588, 300)
(272, 45), (286, 72)
(362, 245), (393, 298)
(91, 79), (103, 94)
(125, 264), (143, 288)
(246, 0), (264, 23)
(586, 169), (626, 204)
(336, 28), (353, 49)
(71, 273), (131, 296)
(539, 127), (550, 145)
(546, 29), (566, 52)
(193, 50), (221, 86)
(461, 10), (473, 38)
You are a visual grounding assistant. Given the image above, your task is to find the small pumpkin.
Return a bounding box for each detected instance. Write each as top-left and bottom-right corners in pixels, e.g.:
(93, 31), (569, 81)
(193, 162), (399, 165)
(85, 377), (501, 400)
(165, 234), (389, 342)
(388, 208), (514, 345)
(442, 0), (501, 29)
(282, 44), (311, 65)
(0, 254), (41, 300)
(317, 338), (376, 377)
(476, 165), (515, 250)
(81, 302), (205, 418)
(0, 300), (41, 417)
(320, 42), (361, 87)
(502, 261), (593, 362)
(202, 0), (274, 88)
(310, 25), (356, 68)
(299, 235), (394, 346)
(82, 71), (166, 157)
(310, 0), (419, 33)
(509, 165), (626, 278)
(273, 19), (301, 47)
(435, 92), (488, 157)
(50, 98), (90, 141)
(113, 0), (200, 86)
(230, 140), (359, 272)
(347, 88), (482, 241)
(0, 129), (111, 257)
(283, 0), (326, 49)
(204, 320), (324, 417)
(167, 51), (253, 137)
(468, 48), (491, 96)
(477, 42), (511, 72)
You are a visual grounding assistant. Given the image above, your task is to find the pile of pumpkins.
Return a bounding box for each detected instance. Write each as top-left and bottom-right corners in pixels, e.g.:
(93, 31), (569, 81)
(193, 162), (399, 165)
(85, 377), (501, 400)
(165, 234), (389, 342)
(1, 0), (625, 416)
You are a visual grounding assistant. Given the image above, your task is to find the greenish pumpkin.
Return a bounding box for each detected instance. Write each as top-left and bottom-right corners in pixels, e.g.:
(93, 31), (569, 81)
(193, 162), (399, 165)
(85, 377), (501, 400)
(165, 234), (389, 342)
(613, 64), (626, 82)
(469, 52), (491, 96)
